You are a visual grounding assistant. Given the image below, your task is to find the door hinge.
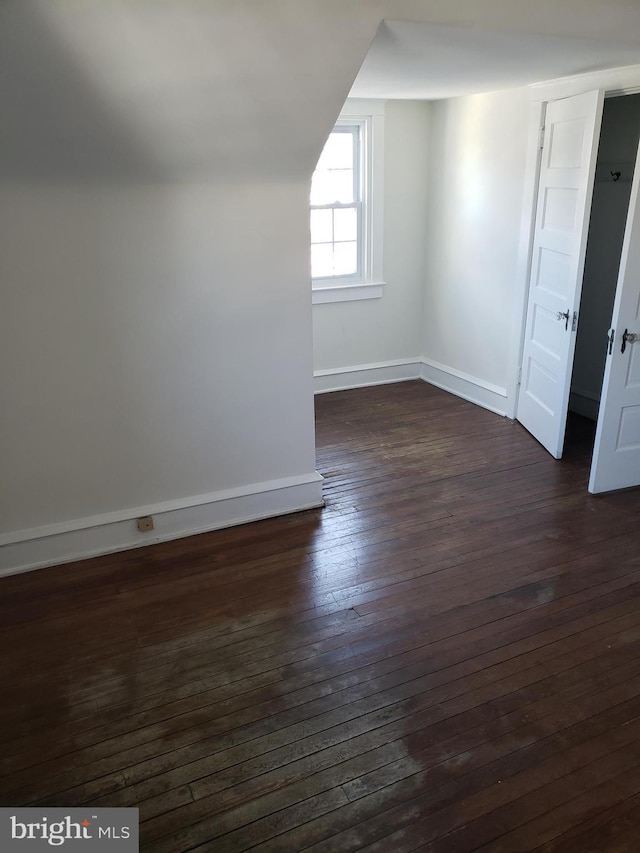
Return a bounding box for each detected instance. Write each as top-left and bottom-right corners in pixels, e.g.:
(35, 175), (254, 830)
(517, 366), (522, 386)
(538, 125), (546, 150)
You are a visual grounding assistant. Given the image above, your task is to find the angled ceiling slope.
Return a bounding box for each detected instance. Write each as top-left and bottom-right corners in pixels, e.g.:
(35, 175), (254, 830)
(350, 21), (640, 100)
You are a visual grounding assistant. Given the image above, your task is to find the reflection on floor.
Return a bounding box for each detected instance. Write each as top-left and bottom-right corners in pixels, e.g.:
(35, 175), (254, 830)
(2, 381), (640, 852)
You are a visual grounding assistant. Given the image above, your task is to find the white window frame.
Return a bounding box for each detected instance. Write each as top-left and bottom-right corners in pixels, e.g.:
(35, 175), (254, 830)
(311, 122), (364, 283)
(312, 99), (386, 304)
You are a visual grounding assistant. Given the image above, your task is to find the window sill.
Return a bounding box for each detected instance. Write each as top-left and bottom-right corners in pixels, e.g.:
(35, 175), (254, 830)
(312, 281), (385, 304)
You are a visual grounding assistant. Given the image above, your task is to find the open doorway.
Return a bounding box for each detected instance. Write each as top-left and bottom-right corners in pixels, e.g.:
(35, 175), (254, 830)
(517, 84), (640, 493)
(569, 93), (640, 428)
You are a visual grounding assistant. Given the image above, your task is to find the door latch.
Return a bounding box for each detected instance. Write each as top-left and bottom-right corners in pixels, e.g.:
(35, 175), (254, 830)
(556, 309), (570, 330)
(621, 329), (639, 354)
(607, 328), (615, 355)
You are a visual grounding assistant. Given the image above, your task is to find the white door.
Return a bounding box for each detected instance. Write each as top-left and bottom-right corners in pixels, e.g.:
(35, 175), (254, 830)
(589, 140), (640, 494)
(517, 90), (604, 458)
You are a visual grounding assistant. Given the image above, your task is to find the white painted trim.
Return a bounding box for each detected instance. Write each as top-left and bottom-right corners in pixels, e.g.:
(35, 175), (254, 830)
(569, 390), (599, 421)
(367, 109), (385, 288)
(420, 358), (508, 417)
(0, 473), (324, 577)
(0, 473), (322, 546)
(312, 281), (385, 304)
(314, 358), (421, 394)
(513, 64), (640, 425)
(530, 64), (640, 103)
(508, 98), (546, 420)
(350, 102), (385, 288)
(311, 98), (385, 292)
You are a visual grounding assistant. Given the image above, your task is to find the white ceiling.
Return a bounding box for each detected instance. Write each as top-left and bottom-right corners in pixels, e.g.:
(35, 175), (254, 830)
(350, 21), (640, 100)
(4, 4), (640, 181)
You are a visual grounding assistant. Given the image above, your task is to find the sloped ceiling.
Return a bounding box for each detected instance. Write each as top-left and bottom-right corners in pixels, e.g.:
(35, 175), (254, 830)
(0, 0), (377, 182)
(2, 1), (640, 182)
(351, 21), (640, 100)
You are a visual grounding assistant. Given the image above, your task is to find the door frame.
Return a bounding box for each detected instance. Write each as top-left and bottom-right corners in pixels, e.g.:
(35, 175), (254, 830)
(508, 65), (640, 423)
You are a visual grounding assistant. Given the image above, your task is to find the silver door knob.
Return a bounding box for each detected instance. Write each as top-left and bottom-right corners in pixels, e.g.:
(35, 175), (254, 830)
(622, 329), (639, 353)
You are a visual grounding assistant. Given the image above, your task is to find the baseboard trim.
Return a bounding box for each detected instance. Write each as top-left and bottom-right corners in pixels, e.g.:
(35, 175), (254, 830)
(420, 358), (508, 417)
(314, 359), (422, 394)
(569, 390), (600, 421)
(0, 473), (324, 577)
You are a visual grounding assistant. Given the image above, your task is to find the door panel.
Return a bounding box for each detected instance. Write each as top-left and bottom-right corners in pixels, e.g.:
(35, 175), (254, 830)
(517, 90), (604, 458)
(590, 146), (640, 493)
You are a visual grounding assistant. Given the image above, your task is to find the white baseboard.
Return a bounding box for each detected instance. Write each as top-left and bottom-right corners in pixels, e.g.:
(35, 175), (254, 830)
(569, 390), (599, 421)
(420, 358), (509, 417)
(314, 359), (422, 394)
(0, 473), (324, 577)
(2, 356), (509, 577)
(312, 356), (509, 416)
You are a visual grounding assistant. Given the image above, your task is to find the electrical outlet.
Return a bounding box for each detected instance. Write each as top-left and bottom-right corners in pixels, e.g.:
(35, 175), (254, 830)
(137, 516), (154, 532)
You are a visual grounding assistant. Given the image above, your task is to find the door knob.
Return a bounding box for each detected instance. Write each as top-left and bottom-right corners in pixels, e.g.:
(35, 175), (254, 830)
(621, 329), (639, 354)
(556, 309), (570, 330)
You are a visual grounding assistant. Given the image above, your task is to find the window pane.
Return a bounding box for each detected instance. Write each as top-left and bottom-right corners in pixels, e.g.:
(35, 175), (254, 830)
(316, 131), (354, 171)
(310, 123), (363, 280)
(310, 170), (331, 205)
(311, 168), (354, 205)
(310, 208), (332, 244)
(329, 170), (354, 204)
(333, 207), (357, 242)
(311, 243), (334, 278)
(333, 241), (358, 276)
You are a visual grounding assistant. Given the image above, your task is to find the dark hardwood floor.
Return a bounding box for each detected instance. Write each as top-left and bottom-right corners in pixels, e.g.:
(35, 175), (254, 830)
(2, 380), (640, 851)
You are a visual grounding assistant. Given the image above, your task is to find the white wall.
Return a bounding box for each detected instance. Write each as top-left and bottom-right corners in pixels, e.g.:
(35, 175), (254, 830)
(0, 0), (380, 571)
(421, 87), (530, 409)
(571, 94), (640, 417)
(312, 100), (430, 382)
(4, 1), (640, 573)
(0, 182), (319, 536)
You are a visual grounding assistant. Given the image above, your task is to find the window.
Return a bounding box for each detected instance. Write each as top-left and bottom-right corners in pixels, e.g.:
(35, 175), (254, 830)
(311, 100), (385, 304)
(311, 124), (362, 280)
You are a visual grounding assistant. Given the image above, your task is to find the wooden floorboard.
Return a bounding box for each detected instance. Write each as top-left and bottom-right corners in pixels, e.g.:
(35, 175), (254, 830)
(2, 380), (640, 851)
